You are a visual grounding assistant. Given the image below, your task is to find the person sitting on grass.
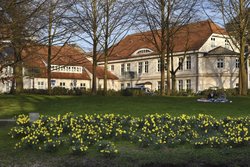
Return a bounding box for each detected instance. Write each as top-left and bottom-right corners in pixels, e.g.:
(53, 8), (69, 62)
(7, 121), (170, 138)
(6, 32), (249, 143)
(208, 91), (215, 99)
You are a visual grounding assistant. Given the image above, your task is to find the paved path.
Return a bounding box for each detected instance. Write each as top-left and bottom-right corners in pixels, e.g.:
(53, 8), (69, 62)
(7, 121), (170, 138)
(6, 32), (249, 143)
(0, 118), (15, 122)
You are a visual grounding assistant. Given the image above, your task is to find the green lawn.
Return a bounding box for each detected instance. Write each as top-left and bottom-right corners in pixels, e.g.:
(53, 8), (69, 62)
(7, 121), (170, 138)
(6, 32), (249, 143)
(0, 95), (250, 118)
(0, 95), (250, 167)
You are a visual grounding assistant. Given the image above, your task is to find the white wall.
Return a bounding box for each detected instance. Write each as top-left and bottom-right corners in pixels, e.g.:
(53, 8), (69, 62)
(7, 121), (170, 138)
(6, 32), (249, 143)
(23, 77), (91, 90)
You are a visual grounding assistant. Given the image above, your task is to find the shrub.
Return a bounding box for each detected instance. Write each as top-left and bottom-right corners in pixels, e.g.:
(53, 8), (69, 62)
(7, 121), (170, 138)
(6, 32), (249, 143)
(96, 140), (119, 157)
(121, 88), (145, 96)
(22, 89), (48, 95)
(51, 87), (68, 95)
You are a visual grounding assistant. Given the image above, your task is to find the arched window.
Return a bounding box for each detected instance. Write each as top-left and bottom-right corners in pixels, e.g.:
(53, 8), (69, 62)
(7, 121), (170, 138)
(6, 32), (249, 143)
(133, 48), (153, 55)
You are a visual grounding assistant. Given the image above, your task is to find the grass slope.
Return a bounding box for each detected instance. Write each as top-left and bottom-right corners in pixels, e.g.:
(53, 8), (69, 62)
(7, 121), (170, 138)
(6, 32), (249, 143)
(0, 95), (250, 166)
(0, 95), (250, 118)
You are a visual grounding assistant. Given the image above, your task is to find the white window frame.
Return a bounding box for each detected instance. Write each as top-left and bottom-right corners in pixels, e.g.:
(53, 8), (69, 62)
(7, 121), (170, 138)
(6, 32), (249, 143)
(217, 58), (224, 68)
(111, 65), (114, 71)
(186, 79), (191, 90)
(225, 39), (230, 49)
(145, 61), (149, 73)
(157, 59), (161, 72)
(179, 57), (184, 70)
(236, 58), (239, 68)
(186, 56), (191, 70)
(121, 64), (125, 74)
(126, 63), (130, 72)
(138, 62), (143, 74)
(178, 80), (184, 91)
(60, 82), (66, 88)
(211, 37), (216, 48)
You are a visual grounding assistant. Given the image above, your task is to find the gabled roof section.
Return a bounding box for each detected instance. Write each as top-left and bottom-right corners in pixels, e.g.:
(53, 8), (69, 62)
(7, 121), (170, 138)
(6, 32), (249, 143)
(84, 64), (119, 80)
(205, 46), (239, 56)
(35, 69), (91, 80)
(23, 45), (119, 80)
(106, 20), (228, 61)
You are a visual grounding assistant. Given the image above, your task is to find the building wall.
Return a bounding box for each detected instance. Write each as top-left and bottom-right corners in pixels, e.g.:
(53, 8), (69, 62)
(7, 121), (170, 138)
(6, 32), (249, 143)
(0, 66), (13, 93)
(102, 33), (243, 92)
(97, 79), (120, 91)
(199, 34), (238, 53)
(23, 77), (91, 90)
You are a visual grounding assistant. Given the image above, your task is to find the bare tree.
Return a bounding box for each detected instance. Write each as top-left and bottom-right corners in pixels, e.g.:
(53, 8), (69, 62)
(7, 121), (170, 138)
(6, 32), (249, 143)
(137, 0), (197, 96)
(37, 0), (74, 95)
(205, 0), (250, 95)
(170, 28), (191, 93)
(70, 0), (105, 95)
(0, 0), (46, 94)
(100, 0), (135, 95)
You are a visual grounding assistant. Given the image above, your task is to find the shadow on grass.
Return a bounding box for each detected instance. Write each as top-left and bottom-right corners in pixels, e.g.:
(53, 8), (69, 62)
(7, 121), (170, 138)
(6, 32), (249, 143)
(1, 95), (250, 119)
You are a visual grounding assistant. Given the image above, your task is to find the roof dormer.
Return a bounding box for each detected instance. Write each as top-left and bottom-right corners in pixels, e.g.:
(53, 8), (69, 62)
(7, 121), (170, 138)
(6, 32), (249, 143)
(132, 48), (153, 56)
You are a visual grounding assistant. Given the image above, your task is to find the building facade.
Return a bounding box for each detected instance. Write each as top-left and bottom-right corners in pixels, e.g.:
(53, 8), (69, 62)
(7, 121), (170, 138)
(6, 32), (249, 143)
(0, 44), (119, 93)
(98, 20), (249, 92)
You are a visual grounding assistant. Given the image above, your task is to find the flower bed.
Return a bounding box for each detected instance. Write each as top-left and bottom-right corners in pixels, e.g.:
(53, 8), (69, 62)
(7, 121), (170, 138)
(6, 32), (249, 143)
(9, 113), (250, 155)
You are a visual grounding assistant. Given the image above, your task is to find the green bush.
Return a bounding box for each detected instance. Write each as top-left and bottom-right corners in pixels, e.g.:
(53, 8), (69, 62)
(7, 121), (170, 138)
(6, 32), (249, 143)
(51, 87), (68, 95)
(22, 89), (48, 95)
(121, 88), (145, 96)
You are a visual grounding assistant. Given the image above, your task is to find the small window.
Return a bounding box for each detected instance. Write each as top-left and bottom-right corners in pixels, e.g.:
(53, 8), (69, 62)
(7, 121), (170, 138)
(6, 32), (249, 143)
(60, 82), (66, 87)
(111, 65), (114, 71)
(157, 81), (167, 91)
(178, 80), (183, 91)
(121, 83), (125, 90)
(236, 58), (239, 68)
(136, 49), (153, 55)
(179, 57), (184, 70)
(157, 59), (161, 72)
(121, 64), (125, 74)
(186, 56), (191, 70)
(51, 80), (56, 86)
(80, 83), (86, 90)
(225, 39), (230, 49)
(126, 63), (130, 72)
(38, 81), (44, 89)
(211, 37), (216, 47)
(145, 61), (149, 73)
(127, 83), (131, 88)
(186, 79), (191, 90)
(217, 58), (224, 68)
(138, 62), (143, 74)
(157, 81), (161, 90)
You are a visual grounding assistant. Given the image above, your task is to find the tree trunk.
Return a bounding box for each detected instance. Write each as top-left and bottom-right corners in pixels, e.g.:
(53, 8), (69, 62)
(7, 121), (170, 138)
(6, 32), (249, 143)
(239, 43), (247, 96)
(171, 74), (176, 94)
(166, 55), (171, 96)
(104, 53), (108, 95)
(103, 0), (110, 96)
(239, 0), (248, 96)
(14, 61), (23, 94)
(47, 45), (52, 95)
(160, 52), (165, 96)
(92, 43), (97, 95)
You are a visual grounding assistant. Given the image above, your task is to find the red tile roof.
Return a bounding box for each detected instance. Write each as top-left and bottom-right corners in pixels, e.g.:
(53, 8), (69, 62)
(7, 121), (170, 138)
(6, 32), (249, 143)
(84, 64), (119, 80)
(22, 45), (118, 80)
(39, 71), (91, 80)
(105, 20), (227, 61)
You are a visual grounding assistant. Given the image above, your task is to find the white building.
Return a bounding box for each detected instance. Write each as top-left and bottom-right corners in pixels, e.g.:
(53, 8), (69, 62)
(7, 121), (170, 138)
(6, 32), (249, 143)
(0, 44), (119, 93)
(98, 20), (248, 92)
